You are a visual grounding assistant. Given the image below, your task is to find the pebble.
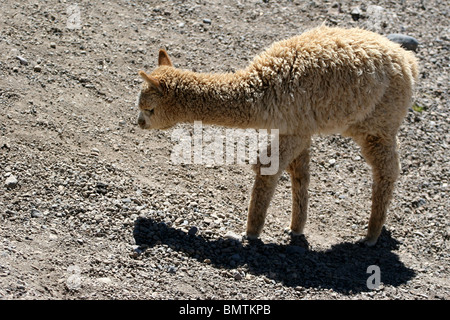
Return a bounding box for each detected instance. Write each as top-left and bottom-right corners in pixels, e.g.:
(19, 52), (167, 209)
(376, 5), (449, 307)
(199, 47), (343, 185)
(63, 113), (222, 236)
(1, 138), (11, 150)
(351, 7), (362, 21)
(5, 209), (16, 216)
(387, 34), (419, 52)
(30, 209), (42, 218)
(224, 231), (242, 242)
(411, 198), (426, 208)
(167, 265), (177, 274)
(4, 175), (18, 189)
(122, 197), (132, 204)
(16, 56), (28, 65)
(49, 234), (58, 241)
(33, 65), (42, 72)
(202, 18), (212, 25)
(233, 272), (243, 281)
(189, 201), (198, 207)
(97, 277), (112, 285)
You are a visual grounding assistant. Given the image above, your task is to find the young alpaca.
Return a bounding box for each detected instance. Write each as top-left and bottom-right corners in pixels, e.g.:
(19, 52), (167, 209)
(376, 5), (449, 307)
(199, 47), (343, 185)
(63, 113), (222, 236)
(137, 26), (418, 246)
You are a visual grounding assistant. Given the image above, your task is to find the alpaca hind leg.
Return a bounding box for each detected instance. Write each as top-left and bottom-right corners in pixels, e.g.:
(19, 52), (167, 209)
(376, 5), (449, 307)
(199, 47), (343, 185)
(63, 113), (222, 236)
(287, 144), (311, 235)
(246, 135), (309, 238)
(359, 135), (400, 246)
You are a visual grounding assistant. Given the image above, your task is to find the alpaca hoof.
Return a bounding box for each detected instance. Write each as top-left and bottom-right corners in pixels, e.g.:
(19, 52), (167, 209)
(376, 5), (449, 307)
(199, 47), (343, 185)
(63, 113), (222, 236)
(245, 233), (259, 240)
(290, 230), (304, 237)
(284, 228), (304, 237)
(358, 236), (378, 247)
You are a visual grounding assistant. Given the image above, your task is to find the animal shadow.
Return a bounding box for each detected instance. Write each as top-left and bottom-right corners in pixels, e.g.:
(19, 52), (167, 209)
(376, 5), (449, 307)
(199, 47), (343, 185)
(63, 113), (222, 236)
(133, 218), (415, 294)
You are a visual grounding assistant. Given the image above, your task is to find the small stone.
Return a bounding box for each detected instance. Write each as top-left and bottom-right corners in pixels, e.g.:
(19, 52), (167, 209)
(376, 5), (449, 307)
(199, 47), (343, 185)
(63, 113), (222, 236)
(204, 217), (213, 225)
(33, 65), (42, 72)
(122, 197), (132, 204)
(328, 2), (343, 14)
(202, 18), (212, 25)
(263, 276), (273, 284)
(329, 159), (336, 165)
(30, 209), (42, 218)
(5, 175), (18, 189)
(96, 181), (108, 189)
(351, 7), (362, 21)
(167, 266), (177, 274)
(189, 201), (198, 207)
(97, 277), (112, 285)
(224, 231), (242, 242)
(16, 56), (28, 65)
(50, 42), (56, 49)
(411, 198), (426, 208)
(5, 210), (16, 216)
(233, 272), (243, 281)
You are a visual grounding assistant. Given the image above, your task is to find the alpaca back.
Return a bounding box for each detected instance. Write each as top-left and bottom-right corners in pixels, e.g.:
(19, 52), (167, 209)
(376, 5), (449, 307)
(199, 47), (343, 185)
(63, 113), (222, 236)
(244, 26), (418, 135)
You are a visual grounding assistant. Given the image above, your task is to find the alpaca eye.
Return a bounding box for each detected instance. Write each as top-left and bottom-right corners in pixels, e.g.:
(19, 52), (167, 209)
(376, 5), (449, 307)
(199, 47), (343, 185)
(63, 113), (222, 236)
(145, 109), (154, 116)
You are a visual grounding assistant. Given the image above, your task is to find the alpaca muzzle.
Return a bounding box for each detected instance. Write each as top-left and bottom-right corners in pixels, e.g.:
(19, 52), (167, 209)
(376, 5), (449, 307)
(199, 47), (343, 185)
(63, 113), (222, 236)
(137, 112), (147, 129)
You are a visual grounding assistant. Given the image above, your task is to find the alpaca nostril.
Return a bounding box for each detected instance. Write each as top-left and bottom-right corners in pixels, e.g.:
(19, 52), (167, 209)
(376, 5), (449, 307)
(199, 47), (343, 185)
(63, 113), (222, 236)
(137, 116), (146, 128)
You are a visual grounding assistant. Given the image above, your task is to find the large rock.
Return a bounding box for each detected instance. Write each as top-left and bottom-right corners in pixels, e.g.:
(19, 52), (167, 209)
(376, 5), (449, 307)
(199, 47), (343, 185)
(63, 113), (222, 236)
(387, 34), (419, 52)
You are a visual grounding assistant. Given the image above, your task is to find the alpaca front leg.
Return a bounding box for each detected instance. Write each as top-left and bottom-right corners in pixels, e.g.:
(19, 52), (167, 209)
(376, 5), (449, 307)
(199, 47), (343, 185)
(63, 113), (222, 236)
(246, 135), (309, 239)
(246, 174), (279, 238)
(287, 146), (311, 235)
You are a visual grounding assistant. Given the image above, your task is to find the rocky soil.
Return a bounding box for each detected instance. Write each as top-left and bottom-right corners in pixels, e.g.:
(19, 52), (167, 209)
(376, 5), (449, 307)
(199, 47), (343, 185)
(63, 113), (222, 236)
(0, 0), (448, 300)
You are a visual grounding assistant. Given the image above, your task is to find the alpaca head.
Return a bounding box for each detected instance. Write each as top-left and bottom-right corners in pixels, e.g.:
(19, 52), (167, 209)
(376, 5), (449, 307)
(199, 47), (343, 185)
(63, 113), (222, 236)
(136, 49), (177, 130)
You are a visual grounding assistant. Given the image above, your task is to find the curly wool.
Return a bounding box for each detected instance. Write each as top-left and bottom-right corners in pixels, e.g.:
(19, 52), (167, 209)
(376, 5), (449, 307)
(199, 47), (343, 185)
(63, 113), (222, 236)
(148, 25), (418, 136)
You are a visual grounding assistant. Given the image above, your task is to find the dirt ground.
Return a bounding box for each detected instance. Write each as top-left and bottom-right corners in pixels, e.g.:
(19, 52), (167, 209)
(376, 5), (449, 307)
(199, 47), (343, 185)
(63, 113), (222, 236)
(0, 0), (448, 300)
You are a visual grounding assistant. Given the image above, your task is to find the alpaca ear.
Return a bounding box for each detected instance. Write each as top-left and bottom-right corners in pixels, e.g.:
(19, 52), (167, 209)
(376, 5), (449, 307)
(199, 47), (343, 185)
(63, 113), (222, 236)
(138, 71), (162, 92)
(158, 49), (173, 67)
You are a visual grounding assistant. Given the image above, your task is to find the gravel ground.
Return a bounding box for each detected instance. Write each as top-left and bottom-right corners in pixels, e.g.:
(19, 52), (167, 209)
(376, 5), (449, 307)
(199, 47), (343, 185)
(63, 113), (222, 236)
(0, 0), (448, 300)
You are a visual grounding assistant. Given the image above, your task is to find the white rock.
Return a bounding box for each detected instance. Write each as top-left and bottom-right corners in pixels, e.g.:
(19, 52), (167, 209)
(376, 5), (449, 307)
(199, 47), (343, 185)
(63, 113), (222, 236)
(5, 175), (18, 188)
(224, 231), (242, 242)
(97, 277), (112, 285)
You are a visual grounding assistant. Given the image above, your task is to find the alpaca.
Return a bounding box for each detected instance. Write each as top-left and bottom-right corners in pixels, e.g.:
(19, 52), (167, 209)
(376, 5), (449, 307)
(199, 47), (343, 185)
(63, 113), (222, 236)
(136, 26), (418, 246)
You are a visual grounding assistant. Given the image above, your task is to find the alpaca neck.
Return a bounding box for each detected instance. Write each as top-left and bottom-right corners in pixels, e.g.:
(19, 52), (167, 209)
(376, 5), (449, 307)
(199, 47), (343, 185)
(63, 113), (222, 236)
(166, 68), (262, 129)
